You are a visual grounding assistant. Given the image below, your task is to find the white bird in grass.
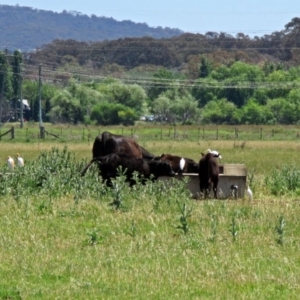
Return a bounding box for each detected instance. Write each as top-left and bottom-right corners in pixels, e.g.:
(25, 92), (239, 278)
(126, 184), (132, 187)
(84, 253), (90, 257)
(7, 156), (15, 170)
(246, 184), (253, 201)
(16, 153), (24, 167)
(207, 149), (222, 159)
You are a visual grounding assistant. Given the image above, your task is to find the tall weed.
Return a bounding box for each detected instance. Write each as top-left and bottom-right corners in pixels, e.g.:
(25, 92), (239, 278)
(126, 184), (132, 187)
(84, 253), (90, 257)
(265, 165), (300, 196)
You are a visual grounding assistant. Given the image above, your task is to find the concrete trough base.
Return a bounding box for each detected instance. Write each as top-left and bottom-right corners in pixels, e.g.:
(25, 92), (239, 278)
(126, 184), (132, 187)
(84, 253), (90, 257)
(158, 164), (247, 199)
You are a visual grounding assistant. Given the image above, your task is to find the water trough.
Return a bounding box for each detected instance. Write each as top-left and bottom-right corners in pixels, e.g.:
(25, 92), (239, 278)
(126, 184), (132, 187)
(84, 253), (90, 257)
(159, 164), (247, 199)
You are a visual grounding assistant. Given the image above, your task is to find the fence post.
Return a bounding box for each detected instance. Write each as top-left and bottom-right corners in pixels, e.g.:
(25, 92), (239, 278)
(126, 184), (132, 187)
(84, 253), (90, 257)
(88, 129), (91, 142)
(40, 126), (45, 139)
(11, 127), (14, 139)
(216, 127), (219, 140)
(260, 128), (263, 140)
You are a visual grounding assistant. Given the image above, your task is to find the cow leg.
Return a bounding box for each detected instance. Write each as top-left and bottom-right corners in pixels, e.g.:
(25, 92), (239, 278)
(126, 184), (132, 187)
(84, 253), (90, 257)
(212, 179), (218, 199)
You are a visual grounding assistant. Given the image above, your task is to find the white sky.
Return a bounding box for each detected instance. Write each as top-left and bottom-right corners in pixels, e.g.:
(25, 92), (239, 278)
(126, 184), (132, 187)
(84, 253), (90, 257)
(1, 0), (300, 37)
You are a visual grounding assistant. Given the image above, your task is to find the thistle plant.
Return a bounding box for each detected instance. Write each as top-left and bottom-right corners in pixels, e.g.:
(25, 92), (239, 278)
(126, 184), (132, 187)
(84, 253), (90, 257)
(86, 228), (99, 246)
(229, 215), (238, 242)
(176, 201), (192, 235)
(108, 167), (127, 210)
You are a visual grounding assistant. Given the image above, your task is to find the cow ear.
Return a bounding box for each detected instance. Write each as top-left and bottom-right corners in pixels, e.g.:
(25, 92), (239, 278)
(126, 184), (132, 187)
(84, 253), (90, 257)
(161, 153), (164, 157)
(201, 152), (205, 157)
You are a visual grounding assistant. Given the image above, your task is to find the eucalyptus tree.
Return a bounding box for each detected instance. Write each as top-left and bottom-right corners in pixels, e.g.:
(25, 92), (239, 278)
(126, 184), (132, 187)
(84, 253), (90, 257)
(0, 51), (12, 123)
(11, 50), (23, 120)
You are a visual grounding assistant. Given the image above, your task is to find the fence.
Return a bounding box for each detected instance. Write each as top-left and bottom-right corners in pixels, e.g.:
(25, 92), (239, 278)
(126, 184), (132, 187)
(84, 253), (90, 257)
(0, 127), (14, 140)
(1, 125), (300, 142)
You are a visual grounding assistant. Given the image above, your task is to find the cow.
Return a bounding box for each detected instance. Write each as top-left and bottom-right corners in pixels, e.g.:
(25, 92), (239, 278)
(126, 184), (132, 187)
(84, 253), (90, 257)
(81, 152), (175, 187)
(198, 152), (219, 199)
(92, 131), (155, 160)
(153, 154), (199, 174)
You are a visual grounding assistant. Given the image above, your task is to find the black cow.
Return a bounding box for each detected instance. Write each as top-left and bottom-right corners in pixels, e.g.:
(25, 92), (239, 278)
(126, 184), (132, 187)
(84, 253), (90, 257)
(153, 154), (199, 174)
(92, 131), (155, 159)
(81, 152), (175, 186)
(198, 153), (219, 198)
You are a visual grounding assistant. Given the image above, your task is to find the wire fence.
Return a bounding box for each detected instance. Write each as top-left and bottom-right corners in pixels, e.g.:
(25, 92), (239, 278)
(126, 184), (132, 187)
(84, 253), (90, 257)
(1, 124), (300, 143)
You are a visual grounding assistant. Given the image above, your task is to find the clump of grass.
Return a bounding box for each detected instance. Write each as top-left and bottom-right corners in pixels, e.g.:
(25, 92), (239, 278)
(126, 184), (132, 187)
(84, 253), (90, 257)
(229, 213), (238, 242)
(275, 215), (285, 246)
(209, 214), (218, 242)
(85, 228), (101, 246)
(127, 220), (137, 238)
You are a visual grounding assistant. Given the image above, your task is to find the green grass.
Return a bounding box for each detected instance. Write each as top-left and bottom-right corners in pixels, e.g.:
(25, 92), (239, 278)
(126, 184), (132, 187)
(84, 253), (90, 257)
(1, 195), (300, 299)
(0, 126), (300, 299)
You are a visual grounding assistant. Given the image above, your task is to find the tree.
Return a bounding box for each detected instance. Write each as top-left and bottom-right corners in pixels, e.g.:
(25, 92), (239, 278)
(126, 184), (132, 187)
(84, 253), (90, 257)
(11, 50), (22, 120)
(23, 80), (57, 122)
(201, 98), (240, 124)
(169, 95), (200, 124)
(147, 68), (175, 100)
(266, 98), (296, 124)
(198, 56), (212, 78)
(192, 77), (220, 108)
(48, 90), (82, 124)
(107, 82), (147, 115)
(218, 61), (264, 108)
(152, 95), (172, 123)
(0, 51), (12, 123)
(266, 70), (291, 99)
(90, 102), (137, 125)
(241, 99), (272, 124)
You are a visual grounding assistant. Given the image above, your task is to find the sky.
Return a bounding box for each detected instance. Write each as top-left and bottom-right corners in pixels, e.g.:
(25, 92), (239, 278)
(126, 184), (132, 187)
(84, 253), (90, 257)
(1, 0), (300, 37)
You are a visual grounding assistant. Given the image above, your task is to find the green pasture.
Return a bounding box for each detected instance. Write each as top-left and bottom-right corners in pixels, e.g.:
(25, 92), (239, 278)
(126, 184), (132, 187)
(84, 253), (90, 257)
(0, 125), (300, 299)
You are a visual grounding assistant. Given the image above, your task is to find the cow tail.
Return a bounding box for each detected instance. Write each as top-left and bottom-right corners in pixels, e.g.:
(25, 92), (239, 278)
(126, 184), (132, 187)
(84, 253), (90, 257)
(80, 161), (94, 176)
(80, 156), (104, 176)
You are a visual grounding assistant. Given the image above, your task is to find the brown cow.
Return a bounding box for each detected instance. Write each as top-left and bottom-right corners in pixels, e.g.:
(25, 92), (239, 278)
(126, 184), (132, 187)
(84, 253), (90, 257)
(198, 152), (219, 198)
(153, 154), (199, 174)
(92, 131), (155, 159)
(81, 152), (175, 186)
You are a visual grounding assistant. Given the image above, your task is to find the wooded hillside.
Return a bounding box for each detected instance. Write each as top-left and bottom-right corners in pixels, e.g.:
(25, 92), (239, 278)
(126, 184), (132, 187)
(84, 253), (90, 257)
(24, 17), (300, 81)
(0, 4), (183, 51)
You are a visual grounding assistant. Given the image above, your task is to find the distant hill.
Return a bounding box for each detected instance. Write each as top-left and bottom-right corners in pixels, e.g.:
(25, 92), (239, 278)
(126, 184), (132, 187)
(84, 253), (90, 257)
(0, 4), (183, 52)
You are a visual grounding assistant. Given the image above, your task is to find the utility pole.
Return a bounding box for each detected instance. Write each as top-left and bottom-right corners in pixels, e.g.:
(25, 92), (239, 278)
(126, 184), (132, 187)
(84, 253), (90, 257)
(38, 64), (43, 128)
(19, 65), (24, 128)
(0, 70), (5, 127)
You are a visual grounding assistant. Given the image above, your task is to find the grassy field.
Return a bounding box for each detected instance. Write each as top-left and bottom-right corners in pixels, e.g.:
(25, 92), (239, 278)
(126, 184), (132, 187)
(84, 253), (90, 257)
(0, 125), (300, 299)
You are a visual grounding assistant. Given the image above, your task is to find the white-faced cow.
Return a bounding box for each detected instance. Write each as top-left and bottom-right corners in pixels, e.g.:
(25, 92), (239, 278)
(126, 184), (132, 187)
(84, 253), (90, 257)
(153, 154), (199, 174)
(198, 152), (219, 198)
(81, 152), (175, 187)
(92, 131), (155, 160)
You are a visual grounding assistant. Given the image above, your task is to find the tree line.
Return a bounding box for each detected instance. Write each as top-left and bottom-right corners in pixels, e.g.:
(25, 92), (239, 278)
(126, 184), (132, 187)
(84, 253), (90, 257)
(1, 49), (300, 126)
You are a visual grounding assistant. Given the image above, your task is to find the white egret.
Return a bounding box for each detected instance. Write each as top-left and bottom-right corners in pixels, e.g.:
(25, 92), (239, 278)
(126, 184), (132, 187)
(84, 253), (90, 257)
(16, 153), (24, 167)
(246, 184), (253, 201)
(7, 156), (15, 170)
